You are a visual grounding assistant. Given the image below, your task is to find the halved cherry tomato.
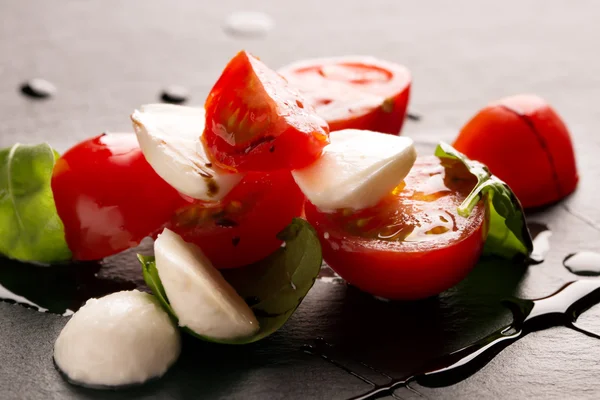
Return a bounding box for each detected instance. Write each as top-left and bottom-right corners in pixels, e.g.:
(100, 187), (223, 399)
(278, 56), (411, 134)
(203, 50), (330, 172)
(305, 156), (488, 300)
(167, 170), (304, 269)
(453, 94), (578, 209)
(52, 133), (186, 261)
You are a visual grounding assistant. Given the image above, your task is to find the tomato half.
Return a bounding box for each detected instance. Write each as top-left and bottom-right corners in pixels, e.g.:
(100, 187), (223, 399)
(167, 170), (304, 269)
(52, 133), (186, 261)
(453, 94), (578, 209)
(278, 56), (411, 134)
(305, 156), (488, 300)
(203, 50), (330, 172)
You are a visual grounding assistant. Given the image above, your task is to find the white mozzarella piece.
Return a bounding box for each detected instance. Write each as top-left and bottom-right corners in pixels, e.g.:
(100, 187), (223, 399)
(154, 228), (259, 341)
(53, 290), (181, 388)
(131, 104), (243, 201)
(292, 129), (417, 212)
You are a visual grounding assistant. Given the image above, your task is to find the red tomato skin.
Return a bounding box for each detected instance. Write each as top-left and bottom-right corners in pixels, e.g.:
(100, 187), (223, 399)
(305, 201), (487, 300)
(328, 86), (410, 134)
(453, 94), (578, 209)
(52, 133), (186, 261)
(168, 170), (305, 269)
(203, 50), (329, 172)
(279, 56), (412, 135)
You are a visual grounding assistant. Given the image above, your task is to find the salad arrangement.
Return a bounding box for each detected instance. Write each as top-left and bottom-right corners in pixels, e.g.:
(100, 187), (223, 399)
(0, 50), (578, 389)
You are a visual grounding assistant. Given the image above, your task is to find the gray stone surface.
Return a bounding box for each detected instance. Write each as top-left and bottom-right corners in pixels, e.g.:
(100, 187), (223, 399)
(1, 1), (600, 399)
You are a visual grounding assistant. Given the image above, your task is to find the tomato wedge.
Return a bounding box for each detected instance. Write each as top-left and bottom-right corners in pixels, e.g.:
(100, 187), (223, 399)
(278, 56), (411, 134)
(203, 50), (330, 172)
(52, 133), (186, 261)
(453, 94), (578, 209)
(305, 156), (488, 300)
(167, 170), (304, 269)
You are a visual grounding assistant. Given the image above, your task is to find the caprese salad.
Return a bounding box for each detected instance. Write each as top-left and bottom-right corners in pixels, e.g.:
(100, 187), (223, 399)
(0, 49), (578, 389)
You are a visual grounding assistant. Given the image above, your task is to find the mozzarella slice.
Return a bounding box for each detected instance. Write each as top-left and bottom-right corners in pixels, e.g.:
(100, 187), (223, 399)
(154, 228), (259, 341)
(131, 104), (242, 201)
(54, 290), (181, 388)
(292, 129), (417, 212)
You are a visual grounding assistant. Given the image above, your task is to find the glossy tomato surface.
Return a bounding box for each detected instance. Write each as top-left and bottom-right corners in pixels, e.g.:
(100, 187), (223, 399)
(305, 156), (488, 300)
(168, 169), (304, 269)
(203, 50), (329, 172)
(453, 94), (578, 209)
(52, 133), (186, 261)
(279, 56), (411, 134)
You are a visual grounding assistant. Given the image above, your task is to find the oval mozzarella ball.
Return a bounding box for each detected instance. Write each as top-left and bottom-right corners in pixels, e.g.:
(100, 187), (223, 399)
(131, 104), (243, 201)
(54, 290), (181, 388)
(154, 228), (259, 341)
(292, 129), (417, 212)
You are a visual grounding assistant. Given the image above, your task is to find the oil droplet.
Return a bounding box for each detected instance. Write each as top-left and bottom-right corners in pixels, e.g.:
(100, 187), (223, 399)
(318, 265), (344, 285)
(528, 222), (552, 264)
(563, 252), (600, 276)
(223, 11), (274, 38)
(0, 283), (48, 312)
(20, 78), (56, 99)
(406, 112), (421, 121)
(345, 280), (600, 400)
(160, 85), (189, 104)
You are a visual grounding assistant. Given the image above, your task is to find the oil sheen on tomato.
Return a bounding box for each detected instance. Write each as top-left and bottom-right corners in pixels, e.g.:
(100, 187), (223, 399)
(167, 170), (305, 269)
(305, 155), (488, 300)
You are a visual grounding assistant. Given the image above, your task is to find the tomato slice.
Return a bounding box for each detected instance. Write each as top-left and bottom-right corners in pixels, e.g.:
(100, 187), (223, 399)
(453, 94), (578, 209)
(167, 170), (304, 269)
(304, 156), (488, 300)
(52, 133), (186, 261)
(203, 50), (330, 172)
(278, 56), (411, 134)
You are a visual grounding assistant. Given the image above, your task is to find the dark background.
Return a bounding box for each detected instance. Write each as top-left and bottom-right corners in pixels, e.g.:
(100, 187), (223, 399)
(1, 1), (600, 399)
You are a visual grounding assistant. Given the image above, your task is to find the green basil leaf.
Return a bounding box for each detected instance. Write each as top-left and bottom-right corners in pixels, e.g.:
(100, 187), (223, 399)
(0, 143), (71, 263)
(138, 218), (322, 344)
(137, 254), (177, 318)
(434, 142), (533, 259)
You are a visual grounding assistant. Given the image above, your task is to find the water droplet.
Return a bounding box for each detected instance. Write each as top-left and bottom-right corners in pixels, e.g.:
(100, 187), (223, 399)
(563, 252), (600, 276)
(20, 79), (56, 99)
(160, 86), (189, 104)
(223, 11), (274, 38)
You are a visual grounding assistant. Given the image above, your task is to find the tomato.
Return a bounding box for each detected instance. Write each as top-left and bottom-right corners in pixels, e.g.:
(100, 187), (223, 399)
(52, 133), (186, 261)
(305, 156), (488, 300)
(203, 50), (330, 172)
(167, 170), (304, 269)
(453, 94), (578, 209)
(278, 56), (411, 134)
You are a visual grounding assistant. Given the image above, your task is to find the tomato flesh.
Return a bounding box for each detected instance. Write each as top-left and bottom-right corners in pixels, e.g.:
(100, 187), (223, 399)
(453, 94), (578, 209)
(203, 50), (330, 172)
(279, 56), (411, 134)
(167, 170), (304, 269)
(305, 156), (488, 300)
(52, 133), (186, 261)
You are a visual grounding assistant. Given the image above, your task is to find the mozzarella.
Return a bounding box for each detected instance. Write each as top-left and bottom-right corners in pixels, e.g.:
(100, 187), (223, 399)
(54, 290), (181, 388)
(154, 228), (259, 341)
(292, 129), (417, 212)
(131, 104), (242, 201)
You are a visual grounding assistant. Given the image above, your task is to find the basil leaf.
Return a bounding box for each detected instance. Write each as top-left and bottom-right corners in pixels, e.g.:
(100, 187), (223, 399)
(0, 143), (71, 263)
(434, 142), (533, 259)
(137, 254), (177, 318)
(138, 218), (322, 344)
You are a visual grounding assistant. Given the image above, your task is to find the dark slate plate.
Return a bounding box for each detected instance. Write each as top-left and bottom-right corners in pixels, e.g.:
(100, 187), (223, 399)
(2, 1), (600, 399)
